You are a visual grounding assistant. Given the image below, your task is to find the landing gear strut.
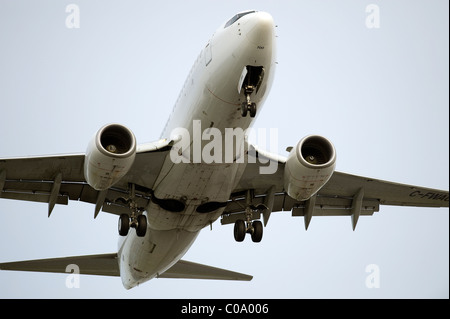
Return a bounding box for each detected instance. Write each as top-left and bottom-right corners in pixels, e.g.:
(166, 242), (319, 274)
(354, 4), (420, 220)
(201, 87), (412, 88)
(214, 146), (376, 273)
(117, 184), (147, 237)
(241, 86), (257, 118)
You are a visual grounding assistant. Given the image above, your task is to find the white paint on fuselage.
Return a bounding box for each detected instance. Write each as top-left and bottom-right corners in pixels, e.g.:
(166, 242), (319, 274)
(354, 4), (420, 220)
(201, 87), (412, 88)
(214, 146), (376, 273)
(118, 11), (276, 289)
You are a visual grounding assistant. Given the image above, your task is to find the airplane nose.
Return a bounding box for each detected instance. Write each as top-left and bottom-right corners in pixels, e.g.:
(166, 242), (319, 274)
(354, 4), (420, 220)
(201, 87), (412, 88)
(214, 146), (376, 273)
(246, 12), (275, 46)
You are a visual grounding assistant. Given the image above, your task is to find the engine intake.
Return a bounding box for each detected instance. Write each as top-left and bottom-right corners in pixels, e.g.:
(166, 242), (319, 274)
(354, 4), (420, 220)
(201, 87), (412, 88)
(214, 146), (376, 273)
(84, 124), (137, 191)
(284, 135), (336, 201)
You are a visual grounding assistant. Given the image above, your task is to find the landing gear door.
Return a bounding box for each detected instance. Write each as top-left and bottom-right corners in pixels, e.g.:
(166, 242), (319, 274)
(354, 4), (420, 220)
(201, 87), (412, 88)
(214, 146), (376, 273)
(205, 42), (212, 66)
(237, 66), (248, 94)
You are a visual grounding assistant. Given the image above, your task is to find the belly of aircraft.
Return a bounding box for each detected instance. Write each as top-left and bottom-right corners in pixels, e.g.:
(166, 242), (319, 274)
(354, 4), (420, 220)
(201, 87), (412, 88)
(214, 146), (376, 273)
(149, 160), (241, 232)
(119, 227), (200, 289)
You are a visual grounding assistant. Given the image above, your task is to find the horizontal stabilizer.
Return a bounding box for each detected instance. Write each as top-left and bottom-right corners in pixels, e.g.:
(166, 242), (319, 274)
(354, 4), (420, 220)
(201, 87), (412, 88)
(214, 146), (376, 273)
(0, 253), (119, 276)
(0, 254), (252, 281)
(160, 259), (253, 281)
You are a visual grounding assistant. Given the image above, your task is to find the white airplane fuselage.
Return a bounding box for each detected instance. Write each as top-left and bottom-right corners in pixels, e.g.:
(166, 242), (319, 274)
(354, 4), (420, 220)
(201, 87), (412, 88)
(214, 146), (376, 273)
(118, 11), (276, 289)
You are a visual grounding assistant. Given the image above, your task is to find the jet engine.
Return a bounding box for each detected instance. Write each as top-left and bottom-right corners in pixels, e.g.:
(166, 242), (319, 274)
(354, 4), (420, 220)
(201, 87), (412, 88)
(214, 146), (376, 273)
(84, 123), (137, 191)
(284, 135), (336, 201)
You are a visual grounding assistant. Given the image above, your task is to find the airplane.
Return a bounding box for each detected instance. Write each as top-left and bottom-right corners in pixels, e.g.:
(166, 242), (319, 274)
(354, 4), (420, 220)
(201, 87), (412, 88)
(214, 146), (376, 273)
(0, 10), (448, 290)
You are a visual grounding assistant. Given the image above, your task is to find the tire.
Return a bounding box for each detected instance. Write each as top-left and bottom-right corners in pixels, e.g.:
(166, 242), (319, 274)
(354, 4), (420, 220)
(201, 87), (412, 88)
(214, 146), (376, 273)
(234, 219), (246, 242)
(251, 220), (263, 243)
(249, 103), (257, 118)
(136, 214), (147, 237)
(241, 103), (248, 117)
(118, 214), (129, 236)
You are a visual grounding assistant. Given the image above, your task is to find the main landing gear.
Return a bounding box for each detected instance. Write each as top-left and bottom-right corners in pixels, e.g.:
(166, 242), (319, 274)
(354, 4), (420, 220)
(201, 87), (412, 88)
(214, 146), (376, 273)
(234, 217), (263, 243)
(118, 211), (147, 237)
(233, 190), (264, 243)
(117, 184), (147, 237)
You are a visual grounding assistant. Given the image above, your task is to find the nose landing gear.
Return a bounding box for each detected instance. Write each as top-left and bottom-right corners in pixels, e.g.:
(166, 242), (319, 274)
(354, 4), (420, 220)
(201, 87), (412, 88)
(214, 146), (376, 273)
(241, 86), (257, 118)
(239, 66), (265, 118)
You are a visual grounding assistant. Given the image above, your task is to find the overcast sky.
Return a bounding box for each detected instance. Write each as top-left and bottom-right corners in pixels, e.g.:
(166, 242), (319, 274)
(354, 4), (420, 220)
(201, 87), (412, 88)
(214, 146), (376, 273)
(0, 0), (448, 298)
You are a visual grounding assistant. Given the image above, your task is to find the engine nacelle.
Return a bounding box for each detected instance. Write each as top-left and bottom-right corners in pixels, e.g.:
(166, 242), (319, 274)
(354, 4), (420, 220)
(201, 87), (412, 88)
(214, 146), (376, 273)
(84, 123), (137, 191)
(284, 135), (336, 201)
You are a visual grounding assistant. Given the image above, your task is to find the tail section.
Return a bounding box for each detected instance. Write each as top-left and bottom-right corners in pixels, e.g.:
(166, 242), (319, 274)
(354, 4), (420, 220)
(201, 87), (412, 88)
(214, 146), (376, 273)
(0, 253), (252, 284)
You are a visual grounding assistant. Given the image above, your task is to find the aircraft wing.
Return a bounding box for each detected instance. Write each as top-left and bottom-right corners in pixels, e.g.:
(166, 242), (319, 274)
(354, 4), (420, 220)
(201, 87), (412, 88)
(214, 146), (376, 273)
(0, 254), (252, 281)
(0, 140), (171, 218)
(223, 145), (449, 230)
(1, 138), (448, 228)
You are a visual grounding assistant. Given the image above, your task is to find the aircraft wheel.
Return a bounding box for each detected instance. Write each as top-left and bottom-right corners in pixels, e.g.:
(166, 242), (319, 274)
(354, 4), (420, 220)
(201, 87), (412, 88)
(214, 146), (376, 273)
(234, 219), (246, 242)
(251, 220), (263, 243)
(249, 103), (257, 118)
(241, 103), (248, 117)
(118, 214), (130, 236)
(136, 214), (147, 237)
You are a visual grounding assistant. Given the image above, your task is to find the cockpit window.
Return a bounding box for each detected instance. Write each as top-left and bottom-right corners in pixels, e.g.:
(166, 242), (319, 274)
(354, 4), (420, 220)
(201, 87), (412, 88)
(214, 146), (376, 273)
(224, 11), (256, 28)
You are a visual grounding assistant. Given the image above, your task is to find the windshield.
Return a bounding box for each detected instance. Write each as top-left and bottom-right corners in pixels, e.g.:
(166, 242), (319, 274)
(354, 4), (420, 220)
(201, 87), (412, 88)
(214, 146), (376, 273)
(224, 11), (256, 28)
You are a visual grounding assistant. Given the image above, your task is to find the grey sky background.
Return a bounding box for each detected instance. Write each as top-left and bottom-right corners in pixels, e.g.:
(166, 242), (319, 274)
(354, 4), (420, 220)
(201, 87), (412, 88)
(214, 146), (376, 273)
(0, 0), (448, 298)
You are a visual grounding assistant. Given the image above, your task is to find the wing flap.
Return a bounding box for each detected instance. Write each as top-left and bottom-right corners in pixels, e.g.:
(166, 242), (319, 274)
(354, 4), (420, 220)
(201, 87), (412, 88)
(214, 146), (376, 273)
(221, 192), (380, 225)
(0, 253), (119, 277)
(224, 162), (448, 229)
(159, 260), (253, 281)
(322, 171), (449, 208)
